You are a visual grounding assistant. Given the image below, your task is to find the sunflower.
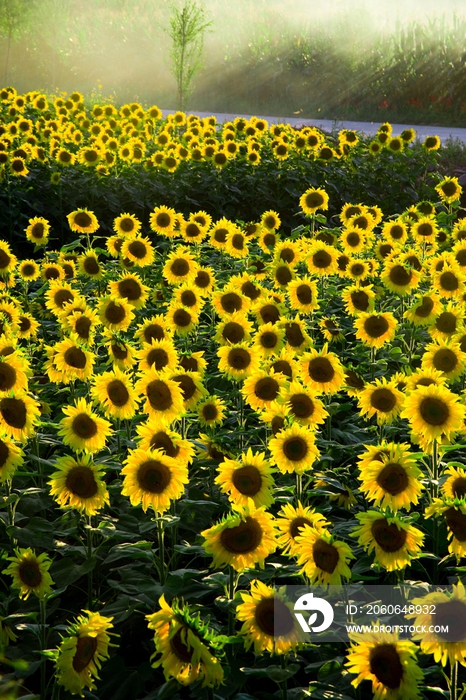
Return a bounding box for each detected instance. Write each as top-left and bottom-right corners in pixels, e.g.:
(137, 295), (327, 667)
(441, 464), (466, 501)
(104, 336), (136, 371)
(428, 301), (465, 341)
(135, 315), (172, 346)
(212, 286), (250, 319)
(135, 368), (185, 423)
(121, 446), (188, 513)
(170, 370), (206, 410)
(90, 367), (138, 421)
(209, 217), (232, 250)
(357, 442), (423, 512)
(146, 595), (224, 688)
(358, 378), (404, 425)
(215, 312), (253, 347)
(354, 312), (397, 349)
(215, 448), (275, 509)
(299, 187), (329, 215)
(201, 505), (277, 571)
(149, 205), (177, 236)
(406, 581), (466, 668)
(251, 321), (284, 357)
(352, 511), (424, 571)
(55, 611), (116, 696)
(52, 336), (95, 384)
(49, 454), (109, 516)
(58, 398), (111, 453)
(3, 548), (53, 601)
(274, 240), (302, 267)
(113, 212), (141, 237)
(425, 499), (466, 560)
(381, 219), (408, 246)
(435, 176), (462, 204)
(306, 241), (338, 276)
(98, 296), (134, 332)
(163, 248), (199, 285)
(0, 351), (29, 394)
(136, 338), (178, 374)
(404, 366), (446, 393)
(121, 236), (155, 267)
(341, 283), (376, 316)
(0, 242), (17, 278)
(295, 526), (354, 586)
(268, 422), (319, 475)
(172, 284), (204, 314)
(62, 308), (99, 345)
(340, 226), (367, 255)
(0, 433), (24, 482)
(0, 392), (40, 441)
(44, 281), (80, 316)
(197, 395), (226, 428)
(67, 209), (99, 234)
(261, 210), (281, 231)
(381, 260), (421, 296)
(178, 350), (207, 376)
(251, 296), (286, 326)
(432, 265), (466, 300)
(136, 420), (194, 465)
(217, 343), (261, 381)
(241, 370), (287, 412)
(192, 266), (217, 296)
(346, 628), (423, 700)
(18, 259), (40, 281)
(403, 292), (442, 326)
(421, 338), (466, 382)
(25, 216), (50, 246)
(236, 580), (304, 655)
(299, 344), (346, 395)
(278, 380), (328, 428)
(180, 217), (208, 244)
(225, 227), (249, 259)
(275, 500), (329, 556)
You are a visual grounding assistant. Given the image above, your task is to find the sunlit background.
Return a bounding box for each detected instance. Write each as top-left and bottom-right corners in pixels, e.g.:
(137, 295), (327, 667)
(1, 0), (465, 122)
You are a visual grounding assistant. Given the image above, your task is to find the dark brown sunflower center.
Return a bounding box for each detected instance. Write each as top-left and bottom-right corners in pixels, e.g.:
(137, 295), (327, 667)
(241, 281), (260, 300)
(434, 600), (466, 642)
(111, 343), (128, 360)
(255, 597), (295, 637)
(223, 322), (244, 343)
(376, 462), (409, 495)
(179, 356), (198, 372)
(105, 301), (126, 324)
(146, 380), (173, 411)
(305, 192), (325, 209)
(65, 465), (98, 498)
(171, 259), (189, 277)
(172, 374), (196, 401)
(180, 290), (196, 308)
(295, 284), (313, 305)
(74, 316), (91, 340)
(254, 377), (279, 401)
(346, 231), (361, 247)
(44, 267), (60, 280)
(73, 212), (93, 229)
(194, 270), (210, 288)
(289, 516), (312, 539)
(441, 181), (458, 197)
(221, 293), (242, 313)
(146, 348), (168, 370)
(364, 315), (389, 338)
(312, 539), (339, 573)
(0, 438), (9, 467)
(263, 233), (276, 248)
(170, 627), (193, 662)
(0, 361), (16, 391)
(83, 256), (100, 275)
(289, 394), (314, 419)
(64, 347), (87, 370)
(275, 266), (292, 285)
(119, 217), (136, 232)
(371, 518), (407, 552)
(350, 291), (369, 311)
(202, 403), (218, 420)
(271, 360), (292, 378)
(128, 240), (147, 259)
(137, 459), (171, 493)
(435, 312), (457, 334)
(283, 436), (308, 462)
(389, 225), (404, 239)
(31, 222), (44, 238)
(415, 296), (434, 317)
(345, 370), (364, 389)
(416, 222), (434, 237)
(231, 233), (244, 250)
(185, 223), (201, 238)
(173, 309), (192, 328)
(228, 348), (250, 370)
(118, 278), (142, 300)
(370, 388), (397, 413)
(54, 289), (74, 308)
(0, 397), (27, 429)
(350, 263), (365, 276)
(312, 250), (332, 269)
(307, 357), (335, 384)
(149, 431), (179, 457)
(232, 465), (262, 495)
(440, 271), (459, 291)
(451, 477), (466, 499)
(284, 322), (305, 347)
(271, 416), (285, 435)
(259, 304), (280, 324)
(389, 265), (412, 286)
(72, 413), (97, 439)
(107, 379), (130, 406)
(144, 324), (164, 343)
(220, 516), (262, 553)
(73, 635), (98, 673)
(214, 228), (228, 243)
(22, 264), (36, 276)
(18, 560), (42, 588)
(369, 644), (403, 689)
(444, 507), (466, 542)
(432, 349), (458, 374)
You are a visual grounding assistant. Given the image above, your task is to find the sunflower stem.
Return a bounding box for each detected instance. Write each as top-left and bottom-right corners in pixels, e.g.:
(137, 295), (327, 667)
(157, 518), (166, 586)
(370, 346), (376, 382)
(39, 597), (47, 700)
(295, 473), (302, 504)
(280, 654), (288, 700)
(87, 516), (93, 609)
(116, 418), (121, 455)
(228, 566), (236, 636)
(450, 659), (458, 700)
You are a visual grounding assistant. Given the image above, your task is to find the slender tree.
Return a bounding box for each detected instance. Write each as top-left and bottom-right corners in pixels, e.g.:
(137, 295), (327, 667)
(167, 1), (212, 111)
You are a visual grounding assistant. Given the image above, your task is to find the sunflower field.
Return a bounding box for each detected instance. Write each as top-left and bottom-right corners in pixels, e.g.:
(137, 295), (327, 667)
(1, 87), (466, 700)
